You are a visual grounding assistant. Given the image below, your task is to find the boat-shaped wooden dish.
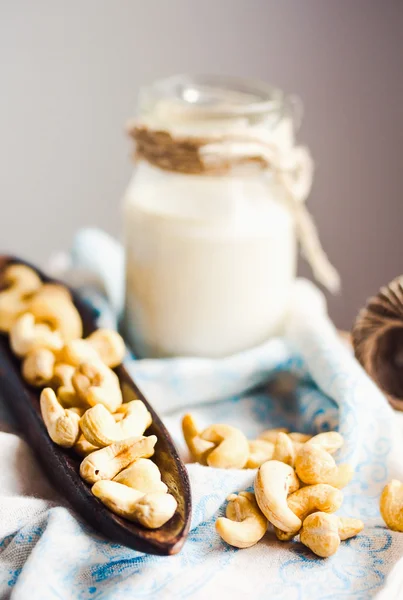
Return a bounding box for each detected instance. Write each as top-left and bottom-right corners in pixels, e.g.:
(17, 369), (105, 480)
(0, 255), (191, 555)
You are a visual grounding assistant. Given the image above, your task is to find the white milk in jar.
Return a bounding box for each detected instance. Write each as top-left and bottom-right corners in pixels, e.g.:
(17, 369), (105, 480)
(122, 75), (338, 358)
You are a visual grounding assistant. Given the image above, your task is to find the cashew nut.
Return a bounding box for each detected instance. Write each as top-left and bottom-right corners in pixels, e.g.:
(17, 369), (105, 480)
(199, 424), (249, 469)
(58, 339), (100, 367)
(273, 484), (343, 540)
(258, 428), (289, 444)
(58, 388), (86, 411)
(245, 440), (275, 469)
(68, 406), (86, 417)
(40, 387), (81, 448)
(295, 445), (353, 489)
(80, 401), (152, 447)
(86, 329), (126, 368)
(215, 491), (268, 548)
(2, 264), (42, 294)
(72, 360), (122, 412)
(338, 516), (365, 540)
(79, 435), (157, 484)
(288, 432), (312, 443)
(10, 313), (64, 357)
(273, 432), (297, 467)
(74, 434), (100, 457)
(92, 480), (177, 528)
(307, 431), (344, 454)
(300, 512), (364, 558)
(113, 412), (125, 423)
(254, 460), (301, 532)
(0, 264), (42, 332)
(300, 512), (340, 557)
(114, 458), (168, 493)
(257, 430), (342, 469)
(115, 399), (152, 427)
(29, 293), (82, 342)
(50, 363), (84, 408)
(33, 283), (72, 301)
(52, 362), (76, 389)
(58, 330), (125, 369)
(22, 347), (56, 387)
(380, 479), (403, 532)
(182, 414), (215, 463)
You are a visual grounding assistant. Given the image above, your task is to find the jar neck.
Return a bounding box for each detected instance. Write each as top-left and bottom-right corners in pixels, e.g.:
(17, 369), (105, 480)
(138, 76), (296, 144)
(127, 76), (299, 176)
(137, 74), (292, 124)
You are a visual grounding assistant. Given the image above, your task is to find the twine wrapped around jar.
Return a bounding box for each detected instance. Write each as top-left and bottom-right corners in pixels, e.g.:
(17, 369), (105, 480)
(127, 120), (340, 294)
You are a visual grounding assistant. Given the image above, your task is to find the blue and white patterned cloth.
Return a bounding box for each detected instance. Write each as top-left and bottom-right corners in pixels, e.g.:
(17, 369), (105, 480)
(1, 229), (403, 600)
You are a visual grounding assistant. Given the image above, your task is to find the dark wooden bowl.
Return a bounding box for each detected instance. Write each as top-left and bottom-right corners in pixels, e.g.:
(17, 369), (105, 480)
(0, 255), (191, 555)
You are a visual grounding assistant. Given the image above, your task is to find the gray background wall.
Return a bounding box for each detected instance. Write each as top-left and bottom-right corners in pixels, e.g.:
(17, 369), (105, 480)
(1, 0), (402, 329)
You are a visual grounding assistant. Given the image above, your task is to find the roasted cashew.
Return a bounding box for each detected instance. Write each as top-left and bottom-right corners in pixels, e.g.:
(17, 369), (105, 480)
(273, 432), (297, 467)
(257, 430), (342, 467)
(92, 480), (177, 528)
(50, 363), (84, 408)
(57, 330), (125, 369)
(245, 440), (275, 469)
(2, 264), (42, 294)
(115, 400), (152, 426)
(113, 412), (125, 423)
(86, 329), (125, 368)
(300, 512), (364, 558)
(268, 431), (344, 470)
(300, 512), (340, 557)
(215, 491), (268, 548)
(288, 433), (312, 443)
(68, 406), (86, 417)
(34, 283), (72, 301)
(380, 479), (403, 532)
(199, 424), (249, 469)
(338, 516), (365, 540)
(258, 428), (289, 444)
(114, 458), (168, 493)
(295, 445), (353, 488)
(74, 434), (99, 457)
(72, 360), (122, 412)
(58, 387), (81, 408)
(40, 387), (81, 448)
(79, 435), (157, 484)
(254, 460), (301, 532)
(273, 484), (343, 540)
(22, 347), (56, 387)
(10, 313), (64, 357)
(307, 431), (344, 454)
(58, 339), (100, 367)
(52, 362), (76, 388)
(80, 401), (152, 447)
(29, 293), (82, 342)
(182, 414), (215, 463)
(0, 264), (42, 332)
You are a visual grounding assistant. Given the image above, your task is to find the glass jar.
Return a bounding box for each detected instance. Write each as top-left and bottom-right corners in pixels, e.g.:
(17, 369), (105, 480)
(122, 75), (317, 358)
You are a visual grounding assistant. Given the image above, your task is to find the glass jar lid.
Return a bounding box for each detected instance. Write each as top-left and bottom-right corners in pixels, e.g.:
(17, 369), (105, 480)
(137, 74), (296, 131)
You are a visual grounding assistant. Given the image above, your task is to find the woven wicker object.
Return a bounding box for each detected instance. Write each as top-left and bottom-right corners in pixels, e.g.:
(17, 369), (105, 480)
(352, 276), (403, 411)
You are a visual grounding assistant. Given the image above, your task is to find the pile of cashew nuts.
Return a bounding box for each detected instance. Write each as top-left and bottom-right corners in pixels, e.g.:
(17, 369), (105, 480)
(0, 264), (177, 529)
(183, 415), (403, 557)
(2, 263), (403, 549)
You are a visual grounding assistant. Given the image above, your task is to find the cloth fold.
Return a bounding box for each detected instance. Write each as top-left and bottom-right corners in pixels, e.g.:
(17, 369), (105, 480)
(0, 228), (402, 599)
